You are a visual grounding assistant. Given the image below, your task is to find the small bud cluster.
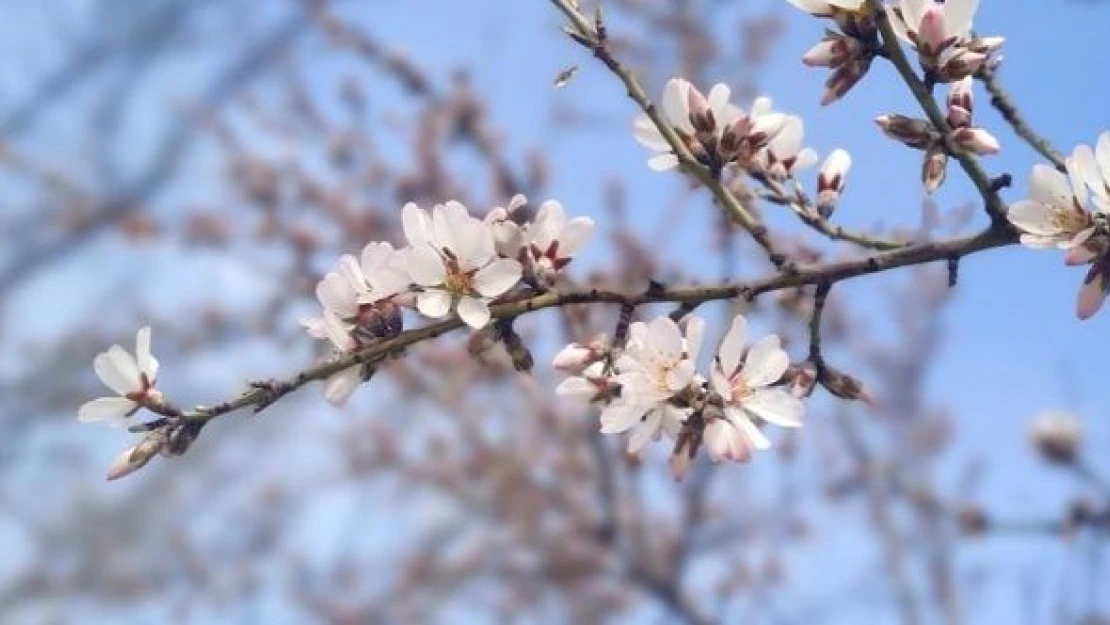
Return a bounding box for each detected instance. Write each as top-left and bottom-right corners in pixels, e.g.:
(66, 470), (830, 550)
(789, 0), (880, 105)
(874, 78), (999, 194)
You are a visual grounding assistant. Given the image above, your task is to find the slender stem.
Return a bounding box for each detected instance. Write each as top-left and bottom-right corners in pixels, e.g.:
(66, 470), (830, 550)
(977, 67), (1067, 171)
(131, 225), (1016, 433)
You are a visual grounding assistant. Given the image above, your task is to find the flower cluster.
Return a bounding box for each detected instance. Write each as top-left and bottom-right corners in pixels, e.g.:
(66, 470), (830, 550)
(1008, 131), (1110, 319)
(555, 313), (805, 479)
(788, 0), (880, 105)
(634, 78), (834, 187)
(886, 0), (1003, 82)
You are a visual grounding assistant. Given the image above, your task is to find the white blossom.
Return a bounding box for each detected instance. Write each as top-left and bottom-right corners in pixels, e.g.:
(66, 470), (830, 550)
(600, 316), (706, 454)
(754, 115), (818, 181)
(1007, 163), (1094, 251)
(78, 326), (162, 425)
(816, 148), (852, 217)
(708, 315), (802, 457)
(483, 194), (528, 257)
(785, 0), (865, 17)
(887, 0), (996, 81)
(525, 200), (595, 283)
(402, 201), (523, 329)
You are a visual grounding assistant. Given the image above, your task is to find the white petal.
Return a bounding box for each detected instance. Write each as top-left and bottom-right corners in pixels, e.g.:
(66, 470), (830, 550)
(78, 396), (138, 423)
(324, 369), (362, 407)
(402, 202), (432, 247)
(682, 315), (706, 361)
(633, 115), (670, 151)
(416, 290), (453, 319)
(473, 258), (522, 298)
(316, 272), (358, 316)
(645, 316), (684, 362)
(1030, 163), (1076, 208)
(710, 368), (734, 403)
(769, 116), (805, 158)
(943, 0), (978, 36)
(627, 411), (661, 453)
(661, 78), (693, 132)
(94, 347), (140, 395)
(648, 154), (679, 171)
(743, 334), (789, 388)
(1007, 200), (1063, 237)
(600, 402), (647, 434)
(717, 314), (749, 377)
(555, 376), (597, 398)
(1095, 132), (1110, 185)
(736, 415), (772, 451)
(707, 83), (732, 122)
(792, 148), (820, 173)
(135, 326), (158, 381)
(557, 217), (595, 258)
(664, 359), (696, 392)
(744, 388), (804, 427)
(405, 246), (448, 286)
(457, 296), (492, 329)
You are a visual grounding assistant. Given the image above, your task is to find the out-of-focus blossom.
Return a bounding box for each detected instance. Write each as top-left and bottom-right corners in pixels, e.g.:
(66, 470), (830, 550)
(1028, 411), (1083, 464)
(78, 326), (162, 425)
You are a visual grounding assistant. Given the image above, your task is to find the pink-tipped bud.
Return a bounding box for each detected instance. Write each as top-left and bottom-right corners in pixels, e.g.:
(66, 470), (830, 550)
(552, 343), (595, 372)
(817, 149), (851, 217)
(704, 419), (754, 464)
(916, 5), (949, 55)
(802, 36), (859, 68)
(939, 49), (987, 82)
(946, 76), (974, 126)
(687, 85), (715, 136)
(922, 145), (948, 195)
(876, 114), (938, 150)
(952, 127), (1000, 155)
(821, 57), (871, 106)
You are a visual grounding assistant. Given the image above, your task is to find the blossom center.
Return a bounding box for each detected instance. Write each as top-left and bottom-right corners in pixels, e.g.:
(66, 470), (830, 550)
(442, 256), (476, 296)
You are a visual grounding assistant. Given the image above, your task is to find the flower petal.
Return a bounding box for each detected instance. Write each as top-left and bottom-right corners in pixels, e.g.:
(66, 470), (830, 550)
(402, 202), (432, 247)
(457, 296), (492, 329)
(473, 258), (522, 298)
(600, 402), (647, 434)
(648, 154), (679, 171)
(743, 334), (789, 388)
(717, 314), (749, 377)
(78, 396), (137, 423)
(744, 388), (804, 427)
(324, 368), (362, 407)
(94, 347), (139, 395)
(405, 246), (448, 286)
(557, 217), (595, 258)
(135, 326), (158, 381)
(633, 115), (670, 151)
(416, 290), (452, 319)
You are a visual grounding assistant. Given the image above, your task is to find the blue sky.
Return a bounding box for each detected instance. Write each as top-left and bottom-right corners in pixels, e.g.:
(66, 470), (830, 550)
(3, 0), (1110, 622)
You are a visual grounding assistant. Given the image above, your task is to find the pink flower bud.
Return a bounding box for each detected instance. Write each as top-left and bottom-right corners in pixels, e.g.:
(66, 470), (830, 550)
(687, 85), (715, 135)
(704, 419), (754, 463)
(552, 343), (594, 372)
(916, 5), (949, 54)
(952, 127), (1000, 155)
(803, 36), (859, 68)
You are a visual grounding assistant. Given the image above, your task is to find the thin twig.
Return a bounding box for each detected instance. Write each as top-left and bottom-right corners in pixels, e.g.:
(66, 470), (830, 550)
(977, 67), (1066, 171)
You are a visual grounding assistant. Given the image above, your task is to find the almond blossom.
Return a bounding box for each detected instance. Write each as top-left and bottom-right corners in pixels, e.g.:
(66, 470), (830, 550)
(402, 201), (523, 329)
(633, 79), (786, 173)
(600, 316), (705, 454)
(785, 0), (864, 17)
(707, 315), (803, 459)
(78, 326), (162, 425)
(752, 114), (818, 181)
(1008, 138), (1110, 319)
(886, 0), (1001, 81)
(524, 200), (595, 284)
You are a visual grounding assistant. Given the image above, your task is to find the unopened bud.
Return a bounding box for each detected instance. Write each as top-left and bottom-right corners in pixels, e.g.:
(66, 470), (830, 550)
(1029, 411), (1082, 464)
(938, 48), (987, 82)
(946, 76), (974, 127)
(916, 6), (951, 56)
(106, 431), (167, 480)
(802, 35), (860, 68)
(816, 149), (851, 218)
(823, 365), (875, 405)
(876, 114), (938, 150)
(553, 343), (595, 372)
(687, 85), (716, 136)
(922, 144), (948, 194)
(951, 127), (1000, 155)
(821, 57), (872, 106)
(786, 361), (820, 399)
